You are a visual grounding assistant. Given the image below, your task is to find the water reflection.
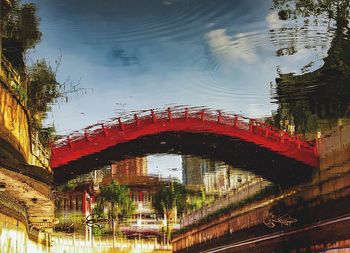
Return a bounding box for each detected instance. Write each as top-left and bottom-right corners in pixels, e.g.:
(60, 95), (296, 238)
(54, 155), (270, 242)
(271, 0), (350, 137)
(9, 0), (347, 134)
(182, 155), (258, 195)
(22, 0), (336, 132)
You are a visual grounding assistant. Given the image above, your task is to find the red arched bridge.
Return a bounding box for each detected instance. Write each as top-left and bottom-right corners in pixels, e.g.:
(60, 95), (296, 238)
(51, 107), (318, 184)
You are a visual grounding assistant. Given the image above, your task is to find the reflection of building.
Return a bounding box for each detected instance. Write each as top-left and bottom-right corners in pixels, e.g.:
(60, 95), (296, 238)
(182, 156), (257, 194)
(107, 157), (169, 237)
(103, 157), (156, 205)
(111, 157), (148, 181)
(54, 156), (178, 239)
(203, 165), (228, 194)
(182, 156), (214, 188)
(203, 167), (254, 194)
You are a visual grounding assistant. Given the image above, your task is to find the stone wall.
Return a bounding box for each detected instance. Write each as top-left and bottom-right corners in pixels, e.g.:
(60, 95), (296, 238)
(318, 122), (350, 170)
(0, 60), (50, 169)
(0, 79), (31, 161)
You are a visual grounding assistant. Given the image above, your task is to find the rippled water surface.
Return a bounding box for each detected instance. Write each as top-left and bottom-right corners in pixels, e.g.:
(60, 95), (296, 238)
(14, 0), (350, 246)
(24, 0), (345, 135)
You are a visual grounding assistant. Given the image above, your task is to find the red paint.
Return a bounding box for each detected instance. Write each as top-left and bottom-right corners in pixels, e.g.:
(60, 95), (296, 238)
(82, 190), (87, 215)
(50, 108), (319, 169)
(139, 191), (143, 202)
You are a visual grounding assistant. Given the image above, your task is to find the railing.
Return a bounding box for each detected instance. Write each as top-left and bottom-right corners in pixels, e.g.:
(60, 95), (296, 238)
(0, 57), (50, 170)
(29, 133), (51, 169)
(53, 107), (316, 152)
(0, 57), (23, 87)
(51, 107), (318, 168)
(180, 179), (271, 227)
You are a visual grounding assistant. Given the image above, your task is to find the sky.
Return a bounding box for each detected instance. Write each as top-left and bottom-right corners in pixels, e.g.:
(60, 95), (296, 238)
(23, 0), (332, 174)
(147, 154), (183, 181)
(23, 0), (332, 133)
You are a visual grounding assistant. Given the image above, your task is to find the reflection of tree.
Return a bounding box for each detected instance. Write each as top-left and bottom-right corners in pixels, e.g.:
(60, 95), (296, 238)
(272, 0), (350, 137)
(1, 1), (42, 69)
(99, 180), (134, 237)
(1, 1), (86, 147)
(152, 181), (187, 244)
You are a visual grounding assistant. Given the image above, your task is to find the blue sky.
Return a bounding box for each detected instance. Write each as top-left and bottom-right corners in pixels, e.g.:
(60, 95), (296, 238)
(23, 0), (332, 133)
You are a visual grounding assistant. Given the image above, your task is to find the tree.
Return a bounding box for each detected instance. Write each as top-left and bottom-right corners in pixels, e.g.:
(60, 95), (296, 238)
(99, 180), (134, 237)
(271, 0), (350, 136)
(272, 0), (350, 73)
(27, 59), (85, 147)
(27, 60), (60, 117)
(272, 0), (350, 22)
(1, 1), (86, 148)
(152, 181), (187, 244)
(26, 59), (62, 147)
(2, 1), (42, 69)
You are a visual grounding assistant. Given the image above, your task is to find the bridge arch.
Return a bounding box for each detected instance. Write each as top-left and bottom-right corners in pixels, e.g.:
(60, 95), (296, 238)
(51, 108), (318, 185)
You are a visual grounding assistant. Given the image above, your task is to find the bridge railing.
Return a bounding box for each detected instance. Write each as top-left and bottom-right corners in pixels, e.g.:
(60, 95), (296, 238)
(29, 132), (51, 169)
(52, 107), (317, 158)
(0, 57), (25, 96)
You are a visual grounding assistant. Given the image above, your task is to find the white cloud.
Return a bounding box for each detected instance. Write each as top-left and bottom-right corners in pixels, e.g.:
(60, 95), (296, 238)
(206, 29), (258, 65)
(266, 11), (282, 30)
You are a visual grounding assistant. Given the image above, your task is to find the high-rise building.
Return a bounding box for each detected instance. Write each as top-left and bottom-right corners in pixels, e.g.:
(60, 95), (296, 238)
(110, 157), (148, 184)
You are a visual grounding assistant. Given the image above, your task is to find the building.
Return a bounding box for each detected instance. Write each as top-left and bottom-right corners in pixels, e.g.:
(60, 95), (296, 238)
(182, 156), (257, 194)
(54, 156), (178, 239)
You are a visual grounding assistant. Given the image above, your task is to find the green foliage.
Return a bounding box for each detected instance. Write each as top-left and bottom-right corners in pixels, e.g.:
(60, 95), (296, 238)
(2, 1), (42, 68)
(91, 204), (107, 236)
(272, 0), (350, 21)
(173, 185), (279, 237)
(57, 181), (77, 191)
(272, 0), (350, 136)
(100, 180), (134, 220)
(92, 226), (105, 236)
(2, 1), (85, 149)
(98, 181), (134, 237)
(25, 59), (65, 147)
(38, 125), (57, 147)
(92, 202), (105, 217)
(3, 2), (42, 50)
(152, 181), (188, 218)
(274, 100), (319, 136)
(12, 84), (27, 103)
(27, 59), (85, 147)
(186, 188), (210, 211)
(27, 59), (61, 117)
(152, 181), (188, 244)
